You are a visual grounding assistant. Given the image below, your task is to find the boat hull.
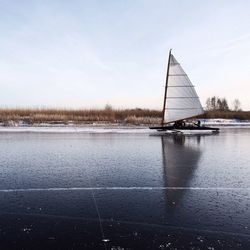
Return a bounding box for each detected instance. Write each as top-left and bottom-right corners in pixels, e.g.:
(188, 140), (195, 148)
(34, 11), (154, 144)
(149, 125), (219, 133)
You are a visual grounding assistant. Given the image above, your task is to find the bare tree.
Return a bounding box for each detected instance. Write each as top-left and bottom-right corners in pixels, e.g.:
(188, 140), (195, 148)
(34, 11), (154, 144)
(211, 96), (217, 110)
(205, 98), (211, 110)
(232, 99), (241, 111)
(221, 98), (229, 111)
(206, 96), (229, 111)
(217, 98), (222, 110)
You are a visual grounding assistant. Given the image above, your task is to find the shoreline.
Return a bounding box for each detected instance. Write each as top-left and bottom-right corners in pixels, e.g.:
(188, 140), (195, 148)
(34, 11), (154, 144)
(1, 118), (250, 128)
(0, 119), (250, 134)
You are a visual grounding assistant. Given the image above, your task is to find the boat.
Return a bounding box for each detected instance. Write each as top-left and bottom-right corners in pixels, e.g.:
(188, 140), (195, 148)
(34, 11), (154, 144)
(150, 50), (219, 134)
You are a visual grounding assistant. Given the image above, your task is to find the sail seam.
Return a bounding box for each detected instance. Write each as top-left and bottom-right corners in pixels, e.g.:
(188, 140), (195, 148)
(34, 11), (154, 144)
(165, 108), (202, 110)
(167, 85), (194, 87)
(166, 97), (199, 99)
(168, 74), (187, 76)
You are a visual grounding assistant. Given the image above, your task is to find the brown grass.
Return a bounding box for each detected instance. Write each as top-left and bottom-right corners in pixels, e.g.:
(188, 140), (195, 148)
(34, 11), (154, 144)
(0, 108), (249, 126)
(0, 108), (162, 125)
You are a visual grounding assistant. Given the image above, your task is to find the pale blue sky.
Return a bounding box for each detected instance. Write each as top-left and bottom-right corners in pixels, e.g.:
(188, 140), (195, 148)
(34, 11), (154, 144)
(0, 0), (250, 110)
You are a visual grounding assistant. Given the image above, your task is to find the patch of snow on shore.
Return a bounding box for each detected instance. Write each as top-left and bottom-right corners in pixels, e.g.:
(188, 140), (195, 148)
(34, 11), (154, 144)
(201, 119), (250, 126)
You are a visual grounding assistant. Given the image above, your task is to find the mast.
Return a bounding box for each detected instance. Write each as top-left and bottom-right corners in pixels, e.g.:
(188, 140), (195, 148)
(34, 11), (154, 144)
(161, 49), (172, 126)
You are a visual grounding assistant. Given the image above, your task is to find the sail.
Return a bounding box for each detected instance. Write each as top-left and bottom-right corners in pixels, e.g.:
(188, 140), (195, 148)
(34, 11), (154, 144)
(163, 54), (204, 124)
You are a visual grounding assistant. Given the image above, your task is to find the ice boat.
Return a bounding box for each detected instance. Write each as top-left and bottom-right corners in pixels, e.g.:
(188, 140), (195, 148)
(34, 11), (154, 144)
(150, 50), (219, 134)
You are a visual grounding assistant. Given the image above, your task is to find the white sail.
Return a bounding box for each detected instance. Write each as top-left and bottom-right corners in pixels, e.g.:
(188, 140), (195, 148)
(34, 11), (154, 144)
(163, 54), (204, 124)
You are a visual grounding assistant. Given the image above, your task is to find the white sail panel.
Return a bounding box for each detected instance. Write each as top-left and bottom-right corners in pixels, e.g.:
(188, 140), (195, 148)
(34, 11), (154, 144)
(164, 54), (204, 123)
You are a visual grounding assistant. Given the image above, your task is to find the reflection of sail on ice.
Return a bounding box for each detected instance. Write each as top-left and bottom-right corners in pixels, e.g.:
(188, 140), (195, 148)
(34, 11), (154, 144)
(161, 135), (202, 207)
(163, 54), (204, 124)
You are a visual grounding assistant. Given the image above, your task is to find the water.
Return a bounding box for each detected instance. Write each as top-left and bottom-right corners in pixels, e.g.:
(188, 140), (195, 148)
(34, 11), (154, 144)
(0, 128), (250, 249)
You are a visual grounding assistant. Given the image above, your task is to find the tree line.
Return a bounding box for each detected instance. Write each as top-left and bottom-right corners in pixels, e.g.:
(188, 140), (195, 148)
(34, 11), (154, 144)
(205, 97), (241, 111)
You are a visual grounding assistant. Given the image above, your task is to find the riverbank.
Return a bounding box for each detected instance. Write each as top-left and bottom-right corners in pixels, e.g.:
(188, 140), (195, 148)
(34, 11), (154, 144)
(0, 119), (250, 134)
(0, 108), (250, 127)
(0, 108), (161, 126)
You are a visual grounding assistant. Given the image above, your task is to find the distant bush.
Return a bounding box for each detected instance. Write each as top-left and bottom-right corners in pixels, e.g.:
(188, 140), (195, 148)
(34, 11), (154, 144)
(200, 110), (250, 120)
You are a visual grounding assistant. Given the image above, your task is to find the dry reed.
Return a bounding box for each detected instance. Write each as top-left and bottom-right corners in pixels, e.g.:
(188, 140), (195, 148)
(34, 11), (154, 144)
(0, 108), (249, 126)
(0, 108), (162, 125)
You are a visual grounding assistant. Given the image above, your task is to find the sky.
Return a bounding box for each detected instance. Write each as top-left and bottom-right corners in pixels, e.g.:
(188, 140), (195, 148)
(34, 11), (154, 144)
(0, 0), (250, 110)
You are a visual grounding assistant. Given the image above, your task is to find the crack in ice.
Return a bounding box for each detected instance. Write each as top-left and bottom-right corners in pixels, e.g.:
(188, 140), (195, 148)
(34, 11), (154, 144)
(0, 187), (249, 192)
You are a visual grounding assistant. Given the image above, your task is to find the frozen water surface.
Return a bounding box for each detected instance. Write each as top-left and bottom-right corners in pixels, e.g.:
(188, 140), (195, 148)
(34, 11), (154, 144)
(0, 128), (250, 249)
